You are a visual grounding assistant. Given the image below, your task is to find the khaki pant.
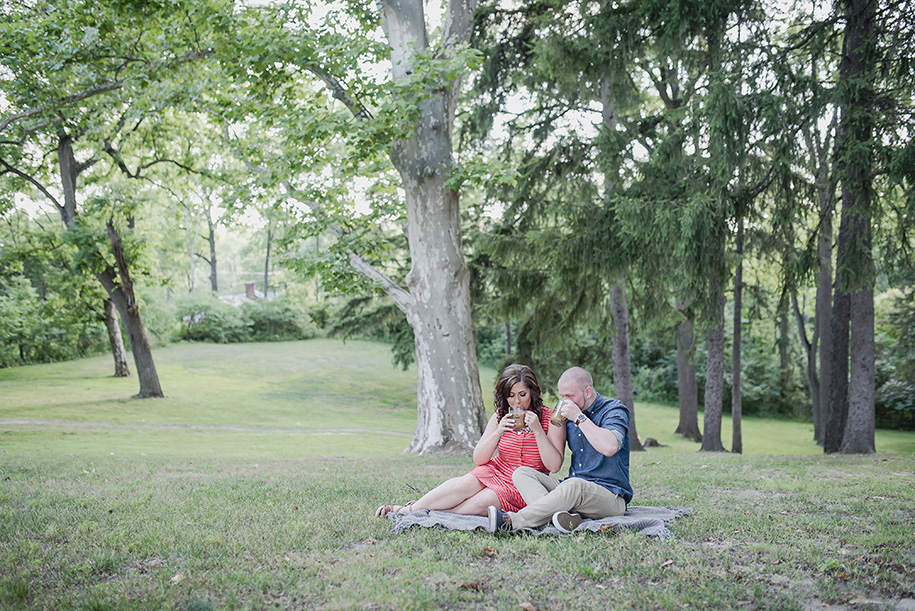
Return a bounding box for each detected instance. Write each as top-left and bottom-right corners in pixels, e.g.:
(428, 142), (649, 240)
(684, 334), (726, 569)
(507, 466), (626, 529)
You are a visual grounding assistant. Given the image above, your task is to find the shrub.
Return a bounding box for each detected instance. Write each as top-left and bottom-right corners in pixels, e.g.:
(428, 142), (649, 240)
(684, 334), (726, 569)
(242, 297), (317, 342)
(176, 293), (249, 343)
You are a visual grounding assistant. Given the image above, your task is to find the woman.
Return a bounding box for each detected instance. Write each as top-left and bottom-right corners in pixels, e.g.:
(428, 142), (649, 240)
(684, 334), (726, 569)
(375, 364), (565, 517)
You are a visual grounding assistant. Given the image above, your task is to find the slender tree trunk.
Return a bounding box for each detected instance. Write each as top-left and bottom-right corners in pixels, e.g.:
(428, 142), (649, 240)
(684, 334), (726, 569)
(103, 220), (164, 398)
(825, 280), (851, 452)
(610, 281), (643, 451)
(264, 222), (273, 299)
(104, 298), (130, 378)
(791, 291), (819, 432)
(185, 204), (200, 292)
(675, 304), (702, 442)
(814, 163), (834, 445)
(778, 292), (793, 406)
(504, 321), (511, 359)
(206, 204), (218, 292)
(600, 73), (642, 452)
(731, 222), (743, 454)
(701, 282), (727, 452)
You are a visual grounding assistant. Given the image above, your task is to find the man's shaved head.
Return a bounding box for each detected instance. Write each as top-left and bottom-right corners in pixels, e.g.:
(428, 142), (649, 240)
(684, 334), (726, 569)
(558, 367), (593, 391)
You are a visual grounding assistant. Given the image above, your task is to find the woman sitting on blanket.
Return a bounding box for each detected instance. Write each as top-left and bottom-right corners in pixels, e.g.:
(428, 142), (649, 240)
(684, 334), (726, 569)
(376, 364), (565, 517)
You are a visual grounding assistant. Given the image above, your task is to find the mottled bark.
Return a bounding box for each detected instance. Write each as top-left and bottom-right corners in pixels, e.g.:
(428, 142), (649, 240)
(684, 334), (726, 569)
(381, 0), (486, 452)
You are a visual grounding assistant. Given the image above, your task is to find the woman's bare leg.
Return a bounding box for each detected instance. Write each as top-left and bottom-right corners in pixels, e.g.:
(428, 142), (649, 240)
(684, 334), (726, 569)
(405, 473), (487, 513)
(449, 487), (502, 516)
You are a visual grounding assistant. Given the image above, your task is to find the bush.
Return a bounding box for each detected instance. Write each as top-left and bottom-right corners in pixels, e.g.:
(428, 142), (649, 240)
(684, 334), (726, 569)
(242, 297), (317, 342)
(176, 293), (249, 343)
(0, 275), (107, 368)
(175, 293), (317, 344)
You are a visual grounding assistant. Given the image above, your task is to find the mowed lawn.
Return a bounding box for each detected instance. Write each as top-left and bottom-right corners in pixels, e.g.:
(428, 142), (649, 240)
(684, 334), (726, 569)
(1, 339), (913, 610)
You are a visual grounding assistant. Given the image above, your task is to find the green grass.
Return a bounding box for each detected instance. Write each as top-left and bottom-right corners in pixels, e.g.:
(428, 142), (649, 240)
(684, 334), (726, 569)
(1, 339), (913, 610)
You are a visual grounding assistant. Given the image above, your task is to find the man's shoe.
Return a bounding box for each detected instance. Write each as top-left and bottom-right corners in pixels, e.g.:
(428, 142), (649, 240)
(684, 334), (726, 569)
(551, 511), (582, 533)
(486, 505), (512, 533)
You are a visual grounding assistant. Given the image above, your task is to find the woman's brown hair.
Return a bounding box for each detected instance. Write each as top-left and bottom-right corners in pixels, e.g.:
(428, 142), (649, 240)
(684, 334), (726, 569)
(493, 364), (544, 419)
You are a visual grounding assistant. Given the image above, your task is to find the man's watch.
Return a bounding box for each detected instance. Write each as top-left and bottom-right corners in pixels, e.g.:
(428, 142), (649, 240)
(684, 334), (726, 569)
(573, 414), (587, 427)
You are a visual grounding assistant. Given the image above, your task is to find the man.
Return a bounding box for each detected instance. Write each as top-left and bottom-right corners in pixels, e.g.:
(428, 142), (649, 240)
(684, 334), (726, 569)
(486, 366), (633, 533)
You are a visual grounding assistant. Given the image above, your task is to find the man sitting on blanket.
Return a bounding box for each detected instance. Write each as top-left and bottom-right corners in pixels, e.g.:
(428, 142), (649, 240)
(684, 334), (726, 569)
(486, 366), (633, 534)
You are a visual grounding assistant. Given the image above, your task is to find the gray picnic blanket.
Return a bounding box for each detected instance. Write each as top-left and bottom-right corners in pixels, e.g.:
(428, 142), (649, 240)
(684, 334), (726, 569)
(387, 505), (691, 540)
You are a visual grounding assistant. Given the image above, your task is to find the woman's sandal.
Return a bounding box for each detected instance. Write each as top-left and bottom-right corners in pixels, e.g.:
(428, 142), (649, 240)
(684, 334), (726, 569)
(374, 500), (416, 517)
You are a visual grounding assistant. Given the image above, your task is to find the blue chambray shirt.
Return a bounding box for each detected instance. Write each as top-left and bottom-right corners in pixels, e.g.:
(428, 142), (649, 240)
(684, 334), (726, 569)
(564, 393), (633, 504)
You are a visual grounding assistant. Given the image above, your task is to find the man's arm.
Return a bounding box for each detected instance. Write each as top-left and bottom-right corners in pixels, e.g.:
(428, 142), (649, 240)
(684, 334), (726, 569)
(574, 419), (621, 457)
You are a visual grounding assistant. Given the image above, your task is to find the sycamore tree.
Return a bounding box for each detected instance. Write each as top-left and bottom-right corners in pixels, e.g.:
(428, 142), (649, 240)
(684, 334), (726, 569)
(206, 1), (492, 452)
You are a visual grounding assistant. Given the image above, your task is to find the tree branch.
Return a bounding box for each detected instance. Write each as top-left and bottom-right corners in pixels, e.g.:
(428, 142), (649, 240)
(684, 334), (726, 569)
(305, 65), (373, 120)
(0, 156), (65, 216)
(0, 49), (214, 135)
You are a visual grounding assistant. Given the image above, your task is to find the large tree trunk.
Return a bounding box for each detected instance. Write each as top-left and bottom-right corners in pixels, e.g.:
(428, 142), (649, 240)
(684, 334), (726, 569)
(104, 298), (131, 378)
(701, 283), (727, 452)
(825, 281), (851, 452)
(731, 222), (743, 454)
(826, 0), (877, 454)
(675, 304), (702, 442)
(837, 0), (876, 454)
(610, 281), (643, 451)
(381, 0), (485, 452)
(844, 287), (875, 452)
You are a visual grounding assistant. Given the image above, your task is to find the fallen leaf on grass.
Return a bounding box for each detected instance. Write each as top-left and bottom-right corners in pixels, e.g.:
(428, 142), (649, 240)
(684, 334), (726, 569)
(598, 524), (616, 533)
(363, 538), (377, 545)
(170, 573), (184, 584)
(519, 603), (536, 611)
(459, 581), (490, 591)
(482, 547), (496, 557)
(834, 572), (849, 580)
(660, 559), (674, 568)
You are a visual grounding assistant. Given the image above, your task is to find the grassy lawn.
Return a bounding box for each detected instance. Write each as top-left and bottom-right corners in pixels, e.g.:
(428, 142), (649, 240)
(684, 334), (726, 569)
(1, 339), (913, 610)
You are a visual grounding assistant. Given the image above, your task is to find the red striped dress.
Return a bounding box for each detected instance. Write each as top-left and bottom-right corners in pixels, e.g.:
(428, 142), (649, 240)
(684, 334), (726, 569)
(470, 407), (555, 512)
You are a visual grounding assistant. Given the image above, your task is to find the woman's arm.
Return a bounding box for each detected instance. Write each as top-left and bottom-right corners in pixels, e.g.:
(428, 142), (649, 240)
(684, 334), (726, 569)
(545, 418), (567, 472)
(526, 411), (565, 473)
(472, 412), (510, 466)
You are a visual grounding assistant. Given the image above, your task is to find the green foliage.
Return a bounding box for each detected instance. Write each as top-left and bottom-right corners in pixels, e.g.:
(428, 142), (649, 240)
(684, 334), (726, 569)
(0, 274), (108, 368)
(241, 296), (317, 342)
(175, 292), (317, 344)
(176, 293), (249, 343)
(328, 295), (415, 370)
(874, 289), (915, 430)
